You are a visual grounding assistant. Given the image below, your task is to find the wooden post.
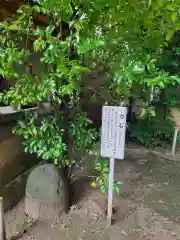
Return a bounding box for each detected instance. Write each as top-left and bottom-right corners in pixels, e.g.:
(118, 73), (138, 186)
(101, 106), (127, 227)
(172, 128), (179, 156)
(0, 197), (6, 240)
(107, 157), (115, 227)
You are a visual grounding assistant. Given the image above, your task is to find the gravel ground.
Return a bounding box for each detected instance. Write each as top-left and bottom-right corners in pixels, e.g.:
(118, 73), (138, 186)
(4, 146), (180, 240)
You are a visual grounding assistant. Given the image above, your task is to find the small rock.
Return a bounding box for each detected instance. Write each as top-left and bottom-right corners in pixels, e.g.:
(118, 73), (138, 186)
(61, 224), (67, 228)
(70, 205), (79, 211)
(13, 232), (19, 236)
(133, 228), (142, 233)
(137, 159), (148, 165)
(26, 219), (33, 227)
(121, 230), (127, 236)
(92, 213), (100, 221)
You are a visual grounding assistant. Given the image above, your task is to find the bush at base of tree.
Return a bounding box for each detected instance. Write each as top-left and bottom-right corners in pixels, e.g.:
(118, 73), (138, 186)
(128, 116), (175, 148)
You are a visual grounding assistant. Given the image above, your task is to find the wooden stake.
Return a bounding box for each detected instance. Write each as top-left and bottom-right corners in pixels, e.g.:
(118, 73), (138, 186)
(0, 197), (6, 240)
(107, 157), (115, 227)
(172, 128), (179, 156)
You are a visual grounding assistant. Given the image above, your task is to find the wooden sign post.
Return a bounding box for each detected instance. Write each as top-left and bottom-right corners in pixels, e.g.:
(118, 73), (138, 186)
(171, 108), (180, 156)
(100, 106), (127, 226)
(172, 128), (179, 156)
(0, 197), (6, 240)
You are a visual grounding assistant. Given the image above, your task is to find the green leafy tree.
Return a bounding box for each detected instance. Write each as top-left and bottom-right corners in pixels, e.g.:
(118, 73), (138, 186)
(0, 0), (180, 210)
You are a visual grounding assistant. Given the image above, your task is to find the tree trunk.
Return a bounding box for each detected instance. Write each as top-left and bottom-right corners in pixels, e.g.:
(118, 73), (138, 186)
(60, 97), (71, 213)
(58, 166), (70, 213)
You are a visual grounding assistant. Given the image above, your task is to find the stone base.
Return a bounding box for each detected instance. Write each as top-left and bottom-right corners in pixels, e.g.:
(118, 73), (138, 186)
(25, 193), (61, 220)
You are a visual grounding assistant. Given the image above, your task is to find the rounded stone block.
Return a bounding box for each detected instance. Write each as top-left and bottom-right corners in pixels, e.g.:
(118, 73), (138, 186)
(25, 164), (66, 220)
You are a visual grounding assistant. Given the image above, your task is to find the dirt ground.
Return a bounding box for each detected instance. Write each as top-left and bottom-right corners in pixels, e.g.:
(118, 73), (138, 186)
(5, 144), (180, 240)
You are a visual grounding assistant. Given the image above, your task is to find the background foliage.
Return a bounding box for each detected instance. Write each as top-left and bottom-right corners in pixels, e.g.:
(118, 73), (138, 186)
(0, 0), (180, 196)
(129, 31), (180, 148)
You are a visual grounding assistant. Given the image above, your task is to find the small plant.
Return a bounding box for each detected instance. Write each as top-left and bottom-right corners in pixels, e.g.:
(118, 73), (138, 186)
(92, 158), (122, 194)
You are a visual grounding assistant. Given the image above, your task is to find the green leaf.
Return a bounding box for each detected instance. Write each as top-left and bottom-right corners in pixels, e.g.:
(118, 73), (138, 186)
(18, 120), (26, 129)
(172, 12), (177, 22)
(148, 0), (152, 7)
(149, 107), (156, 117)
(166, 29), (174, 41)
(100, 185), (106, 193)
(140, 108), (147, 119)
(33, 39), (46, 51)
(37, 150), (44, 157)
(113, 184), (119, 194)
(62, 83), (74, 95)
(158, 82), (165, 88)
(25, 146), (29, 153)
(102, 167), (109, 173)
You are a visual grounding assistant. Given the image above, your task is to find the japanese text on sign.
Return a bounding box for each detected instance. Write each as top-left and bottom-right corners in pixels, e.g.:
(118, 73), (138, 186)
(100, 106), (127, 159)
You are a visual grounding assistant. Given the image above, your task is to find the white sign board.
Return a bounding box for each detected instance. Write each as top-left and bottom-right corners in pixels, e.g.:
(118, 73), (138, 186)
(100, 106), (127, 159)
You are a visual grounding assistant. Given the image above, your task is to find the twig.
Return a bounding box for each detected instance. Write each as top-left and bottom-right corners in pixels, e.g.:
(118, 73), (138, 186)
(89, 87), (141, 107)
(68, 162), (77, 181)
(89, 87), (120, 105)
